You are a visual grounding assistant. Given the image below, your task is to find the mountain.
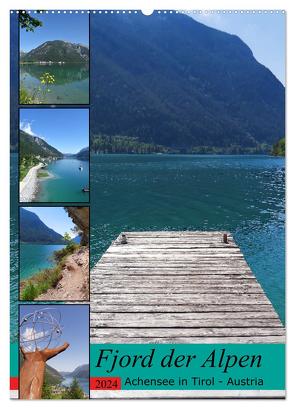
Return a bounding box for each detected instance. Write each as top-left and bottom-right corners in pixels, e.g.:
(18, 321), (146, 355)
(20, 50), (27, 59)
(20, 130), (63, 159)
(60, 364), (89, 379)
(45, 364), (64, 385)
(21, 40), (89, 63)
(76, 147), (89, 160)
(90, 13), (285, 152)
(20, 208), (65, 244)
(71, 364), (89, 378)
(73, 235), (81, 244)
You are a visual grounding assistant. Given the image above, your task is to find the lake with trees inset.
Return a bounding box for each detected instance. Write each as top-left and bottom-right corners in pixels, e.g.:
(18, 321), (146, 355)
(20, 63), (89, 104)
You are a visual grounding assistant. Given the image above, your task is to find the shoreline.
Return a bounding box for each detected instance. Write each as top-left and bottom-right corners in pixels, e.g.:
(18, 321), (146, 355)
(34, 169), (56, 201)
(19, 163), (43, 202)
(20, 246), (89, 301)
(38, 169), (56, 181)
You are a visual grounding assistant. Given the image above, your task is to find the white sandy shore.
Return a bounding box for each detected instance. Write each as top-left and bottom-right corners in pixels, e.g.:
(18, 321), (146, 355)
(19, 163), (43, 202)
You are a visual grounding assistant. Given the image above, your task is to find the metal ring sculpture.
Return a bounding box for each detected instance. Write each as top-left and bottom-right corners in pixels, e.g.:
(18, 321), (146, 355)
(20, 308), (63, 352)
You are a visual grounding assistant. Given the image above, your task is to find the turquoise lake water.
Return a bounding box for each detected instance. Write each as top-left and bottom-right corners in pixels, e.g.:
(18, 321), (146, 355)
(36, 158), (89, 203)
(20, 63), (89, 104)
(20, 243), (66, 280)
(10, 154), (285, 339)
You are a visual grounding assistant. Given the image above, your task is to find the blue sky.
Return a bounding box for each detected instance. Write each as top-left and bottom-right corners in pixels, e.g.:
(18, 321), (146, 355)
(23, 206), (76, 236)
(192, 11), (285, 85)
(19, 305), (89, 372)
(20, 109), (89, 154)
(20, 12), (89, 52)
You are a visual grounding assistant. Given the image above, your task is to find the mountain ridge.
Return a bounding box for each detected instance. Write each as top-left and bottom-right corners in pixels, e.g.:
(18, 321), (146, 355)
(20, 129), (63, 158)
(76, 147), (89, 160)
(60, 364), (89, 379)
(20, 207), (65, 244)
(21, 40), (89, 63)
(90, 13), (285, 152)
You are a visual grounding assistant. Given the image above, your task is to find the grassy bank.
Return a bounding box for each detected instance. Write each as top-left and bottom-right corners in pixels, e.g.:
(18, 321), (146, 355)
(20, 155), (40, 181)
(20, 242), (79, 301)
(38, 171), (50, 178)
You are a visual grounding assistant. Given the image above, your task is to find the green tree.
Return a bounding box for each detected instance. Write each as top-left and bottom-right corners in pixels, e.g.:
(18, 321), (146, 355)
(272, 138), (285, 156)
(19, 11), (43, 32)
(62, 378), (85, 399)
(42, 377), (53, 399)
(63, 232), (72, 243)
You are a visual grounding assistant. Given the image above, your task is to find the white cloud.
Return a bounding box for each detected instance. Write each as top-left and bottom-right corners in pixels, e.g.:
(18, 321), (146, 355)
(20, 120), (46, 140)
(21, 327), (51, 351)
(20, 120), (37, 136)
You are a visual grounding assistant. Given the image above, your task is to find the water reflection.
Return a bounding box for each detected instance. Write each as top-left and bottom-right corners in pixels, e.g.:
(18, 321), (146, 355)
(20, 63), (89, 85)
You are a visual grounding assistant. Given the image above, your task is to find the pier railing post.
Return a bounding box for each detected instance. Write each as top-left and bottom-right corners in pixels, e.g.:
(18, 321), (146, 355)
(120, 234), (127, 244)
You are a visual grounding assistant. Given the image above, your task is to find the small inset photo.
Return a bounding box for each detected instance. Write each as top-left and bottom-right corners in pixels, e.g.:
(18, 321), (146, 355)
(19, 10), (89, 105)
(19, 304), (89, 400)
(19, 206), (89, 301)
(19, 108), (89, 203)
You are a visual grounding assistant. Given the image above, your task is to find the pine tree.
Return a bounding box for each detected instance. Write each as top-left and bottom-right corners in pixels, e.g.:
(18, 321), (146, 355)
(42, 377), (53, 399)
(63, 378), (85, 399)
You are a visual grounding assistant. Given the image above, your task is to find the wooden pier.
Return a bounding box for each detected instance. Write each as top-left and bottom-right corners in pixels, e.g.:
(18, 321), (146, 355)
(90, 231), (285, 344)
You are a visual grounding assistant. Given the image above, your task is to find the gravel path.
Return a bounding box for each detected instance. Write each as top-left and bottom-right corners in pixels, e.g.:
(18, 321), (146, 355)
(19, 163), (43, 202)
(36, 247), (89, 301)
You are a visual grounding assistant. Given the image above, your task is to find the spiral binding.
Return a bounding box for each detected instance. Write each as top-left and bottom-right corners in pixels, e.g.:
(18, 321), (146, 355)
(11, 10), (286, 15)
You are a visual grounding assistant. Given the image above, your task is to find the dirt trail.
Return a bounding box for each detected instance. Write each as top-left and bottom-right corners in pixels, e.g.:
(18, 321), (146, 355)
(36, 247), (89, 301)
(19, 163), (43, 202)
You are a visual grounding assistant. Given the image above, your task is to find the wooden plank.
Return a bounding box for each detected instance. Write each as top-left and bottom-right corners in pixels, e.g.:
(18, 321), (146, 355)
(98, 261), (250, 266)
(91, 318), (282, 328)
(92, 283), (264, 295)
(90, 327), (285, 337)
(90, 304), (278, 313)
(106, 247), (242, 253)
(96, 267), (252, 272)
(111, 244), (239, 248)
(90, 231), (285, 344)
(95, 269), (255, 280)
(90, 311), (281, 320)
(91, 293), (271, 304)
(91, 278), (258, 284)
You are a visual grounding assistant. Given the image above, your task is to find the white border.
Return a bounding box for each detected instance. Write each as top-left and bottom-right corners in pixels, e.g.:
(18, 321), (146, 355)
(90, 390), (285, 398)
(1, 1), (294, 408)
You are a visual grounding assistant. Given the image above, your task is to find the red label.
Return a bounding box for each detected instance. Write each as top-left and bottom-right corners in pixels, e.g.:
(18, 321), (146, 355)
(90, 377), (121, 390)
(10, 377), (18, 390)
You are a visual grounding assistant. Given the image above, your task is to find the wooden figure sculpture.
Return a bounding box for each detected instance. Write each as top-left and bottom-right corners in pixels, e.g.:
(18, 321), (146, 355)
(19, 308), (69, 399)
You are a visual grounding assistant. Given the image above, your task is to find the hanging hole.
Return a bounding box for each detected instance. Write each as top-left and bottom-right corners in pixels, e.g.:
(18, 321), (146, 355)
(141, 9), (154, 16)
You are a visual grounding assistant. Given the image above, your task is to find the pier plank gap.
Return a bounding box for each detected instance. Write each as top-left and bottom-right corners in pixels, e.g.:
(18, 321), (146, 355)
(90, 231), (285, 344)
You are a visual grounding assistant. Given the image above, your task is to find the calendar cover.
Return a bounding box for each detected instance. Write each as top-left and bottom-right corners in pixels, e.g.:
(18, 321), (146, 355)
(10, 9), (285, 399)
